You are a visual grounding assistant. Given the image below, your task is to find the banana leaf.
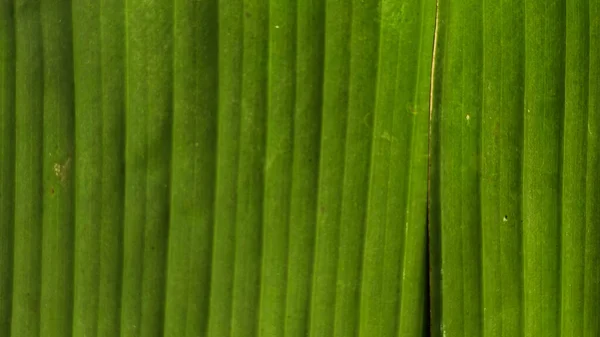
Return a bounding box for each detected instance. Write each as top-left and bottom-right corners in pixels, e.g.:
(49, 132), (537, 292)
(0, 0), (434, 336)
(429, 0), (600, 336)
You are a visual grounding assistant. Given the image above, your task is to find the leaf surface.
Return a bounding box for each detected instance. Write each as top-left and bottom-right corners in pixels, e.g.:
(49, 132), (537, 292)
(0, 0), (434, 336)
(429, 0), (600, 336)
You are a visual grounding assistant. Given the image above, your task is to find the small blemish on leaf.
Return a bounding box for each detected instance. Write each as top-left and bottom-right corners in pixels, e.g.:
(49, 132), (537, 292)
(406, 104), (418, 115)
(381, 132), (393, 142)
(54, 157), (72, 183)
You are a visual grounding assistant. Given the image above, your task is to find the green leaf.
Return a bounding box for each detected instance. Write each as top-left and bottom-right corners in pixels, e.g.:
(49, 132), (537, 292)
(0, 0), (433, 336)
(0, 1), (15, 334)
(429, 0), (600, 336)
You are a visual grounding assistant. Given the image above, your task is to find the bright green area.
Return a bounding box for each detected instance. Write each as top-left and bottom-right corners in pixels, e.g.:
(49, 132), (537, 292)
(0, 0), (432, 336)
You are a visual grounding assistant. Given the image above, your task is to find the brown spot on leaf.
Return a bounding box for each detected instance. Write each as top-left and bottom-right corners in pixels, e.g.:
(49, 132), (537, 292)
(493, 121), (500, 137)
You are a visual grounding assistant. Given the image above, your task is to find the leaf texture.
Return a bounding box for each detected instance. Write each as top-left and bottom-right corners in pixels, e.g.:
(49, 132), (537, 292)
(429, 0), (600, 336)
(0, 0), (434, 336)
